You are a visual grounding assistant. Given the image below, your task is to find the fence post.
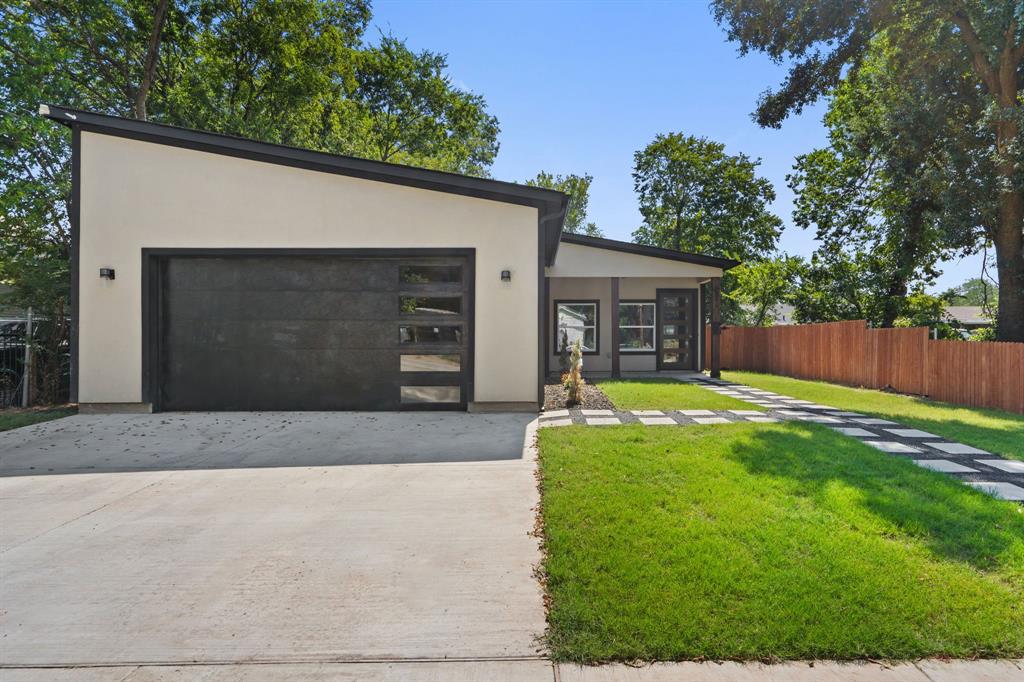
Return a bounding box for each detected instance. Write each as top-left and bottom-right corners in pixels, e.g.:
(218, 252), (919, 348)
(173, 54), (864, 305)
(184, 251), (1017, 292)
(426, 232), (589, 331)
(22, 306), (33, 407)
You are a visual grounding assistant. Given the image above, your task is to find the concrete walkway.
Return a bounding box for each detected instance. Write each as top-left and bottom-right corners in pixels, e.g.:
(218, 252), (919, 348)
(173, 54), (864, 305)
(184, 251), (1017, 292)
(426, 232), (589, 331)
(0, 412), (544, 672)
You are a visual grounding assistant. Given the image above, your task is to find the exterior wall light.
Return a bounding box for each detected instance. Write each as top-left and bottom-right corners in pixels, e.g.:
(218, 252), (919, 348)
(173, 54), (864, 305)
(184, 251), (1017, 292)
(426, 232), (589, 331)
(99, 267), (115, 280)
(500, 269), (512, 282)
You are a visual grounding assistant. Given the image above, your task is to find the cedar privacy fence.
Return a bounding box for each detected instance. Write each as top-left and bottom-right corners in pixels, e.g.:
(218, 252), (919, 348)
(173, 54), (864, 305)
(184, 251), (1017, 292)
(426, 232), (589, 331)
(705, 320), (1024, 415)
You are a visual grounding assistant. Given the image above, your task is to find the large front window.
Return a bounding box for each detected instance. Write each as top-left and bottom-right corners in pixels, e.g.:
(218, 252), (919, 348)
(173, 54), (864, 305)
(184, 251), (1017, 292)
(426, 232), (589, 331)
(555, 301), (598, 353)
(619, 302), (655, 352)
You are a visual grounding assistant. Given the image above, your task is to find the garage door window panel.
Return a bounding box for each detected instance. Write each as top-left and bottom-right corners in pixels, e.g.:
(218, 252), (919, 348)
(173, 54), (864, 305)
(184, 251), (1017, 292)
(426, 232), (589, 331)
(400, 296), (462, 315)
(401, 354), (461, 372)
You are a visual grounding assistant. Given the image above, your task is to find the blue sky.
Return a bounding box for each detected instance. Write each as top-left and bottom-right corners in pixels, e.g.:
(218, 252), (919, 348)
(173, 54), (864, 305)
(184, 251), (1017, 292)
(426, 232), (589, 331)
(371, 0), (980, 291)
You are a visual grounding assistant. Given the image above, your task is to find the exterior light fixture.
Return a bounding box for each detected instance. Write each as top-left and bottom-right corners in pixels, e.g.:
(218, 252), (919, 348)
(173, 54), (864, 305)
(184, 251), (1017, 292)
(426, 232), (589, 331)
(500, 269), (512, 282)
(99, 267), (115, 280)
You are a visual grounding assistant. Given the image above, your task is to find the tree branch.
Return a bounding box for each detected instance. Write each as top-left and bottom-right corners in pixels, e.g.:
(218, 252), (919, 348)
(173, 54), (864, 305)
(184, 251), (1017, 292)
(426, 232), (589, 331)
(135, 0), (170, 120)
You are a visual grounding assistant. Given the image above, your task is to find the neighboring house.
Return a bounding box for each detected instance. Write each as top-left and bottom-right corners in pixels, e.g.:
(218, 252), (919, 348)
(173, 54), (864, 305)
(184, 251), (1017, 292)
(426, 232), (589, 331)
(945, 306), (991, 332)
(42, 105), (736, 413)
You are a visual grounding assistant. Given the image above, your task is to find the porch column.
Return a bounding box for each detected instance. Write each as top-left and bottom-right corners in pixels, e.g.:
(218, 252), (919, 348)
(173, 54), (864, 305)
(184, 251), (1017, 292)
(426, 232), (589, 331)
(610, 277), (620, 378)
(710, 277), (721, 378)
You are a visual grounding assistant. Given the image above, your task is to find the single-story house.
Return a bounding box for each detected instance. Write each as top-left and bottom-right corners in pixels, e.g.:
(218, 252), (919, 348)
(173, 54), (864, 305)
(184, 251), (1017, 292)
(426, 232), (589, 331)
(42, 104), (736, 413)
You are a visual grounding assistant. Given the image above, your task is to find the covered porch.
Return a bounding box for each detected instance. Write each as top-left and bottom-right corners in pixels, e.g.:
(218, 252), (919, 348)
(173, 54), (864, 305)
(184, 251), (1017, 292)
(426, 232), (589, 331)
(543, 234), (734, 381)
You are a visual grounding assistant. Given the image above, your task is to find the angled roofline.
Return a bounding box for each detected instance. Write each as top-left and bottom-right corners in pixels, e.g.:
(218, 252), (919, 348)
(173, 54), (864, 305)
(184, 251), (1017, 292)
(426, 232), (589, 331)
(39, 104), (568, 264)
(558, 233), (740, 270)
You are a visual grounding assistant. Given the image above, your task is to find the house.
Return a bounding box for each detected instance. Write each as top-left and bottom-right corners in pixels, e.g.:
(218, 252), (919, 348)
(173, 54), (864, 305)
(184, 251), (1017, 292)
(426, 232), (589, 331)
(945, 306), (991, 332)
(41, 105), (736, 413)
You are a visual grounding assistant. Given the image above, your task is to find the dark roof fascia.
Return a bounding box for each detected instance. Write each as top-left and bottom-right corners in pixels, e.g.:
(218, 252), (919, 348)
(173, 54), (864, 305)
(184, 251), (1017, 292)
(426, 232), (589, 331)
(40, 104), (568, 264)
(557, 233), (740, 270)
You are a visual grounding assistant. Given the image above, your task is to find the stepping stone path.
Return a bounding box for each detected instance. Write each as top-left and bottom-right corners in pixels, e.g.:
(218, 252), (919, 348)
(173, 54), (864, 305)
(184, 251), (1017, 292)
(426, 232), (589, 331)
(538, 376), (1024, 503)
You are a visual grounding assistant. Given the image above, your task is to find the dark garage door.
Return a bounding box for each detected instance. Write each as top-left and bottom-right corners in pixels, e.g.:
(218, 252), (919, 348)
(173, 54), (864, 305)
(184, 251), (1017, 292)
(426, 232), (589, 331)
(151, 252), (472, 411)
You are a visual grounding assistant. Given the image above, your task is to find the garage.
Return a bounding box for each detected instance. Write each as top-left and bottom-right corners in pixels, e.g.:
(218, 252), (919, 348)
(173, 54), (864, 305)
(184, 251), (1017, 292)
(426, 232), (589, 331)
(143, 250), (473, 411)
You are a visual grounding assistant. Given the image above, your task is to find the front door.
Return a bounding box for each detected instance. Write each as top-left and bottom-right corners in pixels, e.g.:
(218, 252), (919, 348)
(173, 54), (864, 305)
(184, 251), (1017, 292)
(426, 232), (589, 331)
(656, 289), (698, 371)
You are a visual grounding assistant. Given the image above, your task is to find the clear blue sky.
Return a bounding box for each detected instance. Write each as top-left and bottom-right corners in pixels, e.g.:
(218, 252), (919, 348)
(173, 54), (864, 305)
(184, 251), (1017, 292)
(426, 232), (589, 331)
(372, 0), (980, 292)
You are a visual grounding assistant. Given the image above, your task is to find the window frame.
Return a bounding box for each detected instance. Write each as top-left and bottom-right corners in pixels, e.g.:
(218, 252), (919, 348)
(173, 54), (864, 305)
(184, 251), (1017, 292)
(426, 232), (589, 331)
(617, 300), (657, 354)
(553, 299), (600, 356)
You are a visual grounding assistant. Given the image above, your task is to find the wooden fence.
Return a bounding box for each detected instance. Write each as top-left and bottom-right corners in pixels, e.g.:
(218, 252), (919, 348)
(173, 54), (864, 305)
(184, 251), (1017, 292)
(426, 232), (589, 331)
(705, 320), (1024, 415)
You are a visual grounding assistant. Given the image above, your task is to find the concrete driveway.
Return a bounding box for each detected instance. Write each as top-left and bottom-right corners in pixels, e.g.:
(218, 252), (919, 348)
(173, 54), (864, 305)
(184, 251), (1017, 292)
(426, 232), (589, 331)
(0, 412), (545, 676)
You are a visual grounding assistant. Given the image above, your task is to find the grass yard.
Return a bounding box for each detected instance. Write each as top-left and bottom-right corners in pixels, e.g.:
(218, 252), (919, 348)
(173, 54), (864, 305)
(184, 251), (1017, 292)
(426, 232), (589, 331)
(725, 371), (1024, 462)
(0, 407), (76, 433)
(596, 378), (763, 411)
(538, 423), (1024, 662)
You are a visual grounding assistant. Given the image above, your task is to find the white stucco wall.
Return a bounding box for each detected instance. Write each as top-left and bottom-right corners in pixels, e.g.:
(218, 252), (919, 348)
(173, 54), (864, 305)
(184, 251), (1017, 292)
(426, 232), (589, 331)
(546, 242), (724, 279)
(78, 132), (540, 405)
(547, 277), (706, 373)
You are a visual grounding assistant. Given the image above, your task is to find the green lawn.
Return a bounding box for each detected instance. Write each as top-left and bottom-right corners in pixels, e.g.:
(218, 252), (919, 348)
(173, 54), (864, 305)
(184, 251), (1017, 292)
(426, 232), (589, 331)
(538, 423), (1024, 662)
(597, 378), (763, 411)
(0, 407), (76, 433)
(725, 371), (1024, 462)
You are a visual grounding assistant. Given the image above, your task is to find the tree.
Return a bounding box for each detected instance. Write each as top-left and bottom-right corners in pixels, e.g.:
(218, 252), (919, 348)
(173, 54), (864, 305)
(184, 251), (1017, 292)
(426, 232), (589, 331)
(711, 0), (1024, 341)
(944, 277), (999, 307)
(727, 255), (803, 326)
(631, 133), (782, 261)
(790, 247), (880, 325)
(526, 171), (601, 236)
(787, 37), (990, 327)
(894, 291), (962, 340)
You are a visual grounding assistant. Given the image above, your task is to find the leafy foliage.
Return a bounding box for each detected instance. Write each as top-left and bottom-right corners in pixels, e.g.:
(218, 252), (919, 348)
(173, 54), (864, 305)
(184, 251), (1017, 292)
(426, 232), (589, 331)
(526, 171), (601, 236)
(944, 277), (999, 307)
(631, 133), (781, 261)
(711, 0), (1024, 340)
(727, 255), (803, 326)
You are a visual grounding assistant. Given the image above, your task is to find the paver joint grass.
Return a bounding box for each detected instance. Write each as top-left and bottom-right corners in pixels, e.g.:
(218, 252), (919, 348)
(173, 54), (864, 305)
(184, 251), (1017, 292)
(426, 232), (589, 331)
(537, 422), (1024, 663)
(724, 371), (1024, 462)
(596, 378), (763, 412)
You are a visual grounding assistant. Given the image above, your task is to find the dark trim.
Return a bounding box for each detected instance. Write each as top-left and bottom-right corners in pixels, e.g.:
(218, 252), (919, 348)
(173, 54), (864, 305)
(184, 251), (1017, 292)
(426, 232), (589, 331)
(559, 233), (740, 270)
(655, 289), (699, 371)
(552, 299), (600, 356)
(610, 278), (620, 378)
(710, 277), (722, 378)
(699, 282), (707, 371)
(617, 299), (657, 356)
(40, 104), (568, 265)
(140, 248), (475, 412)
(542, 276), (550, 383)
(69, 126), (80, 403)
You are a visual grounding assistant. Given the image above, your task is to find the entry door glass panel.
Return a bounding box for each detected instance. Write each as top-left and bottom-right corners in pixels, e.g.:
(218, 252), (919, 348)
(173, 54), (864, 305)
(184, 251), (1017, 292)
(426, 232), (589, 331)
(657, 291), (696, 370)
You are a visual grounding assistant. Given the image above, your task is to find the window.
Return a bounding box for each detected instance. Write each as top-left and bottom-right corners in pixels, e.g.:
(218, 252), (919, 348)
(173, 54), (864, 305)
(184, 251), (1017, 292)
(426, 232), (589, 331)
(555, 301), (598, 353)
(400, 296), (461, 315)
(400, 354), (461, 372)
(618, 302), (655, 352)
(399, 325), (462, 344)
(400, 265), (462, 284)
(400, 386), (461, 404)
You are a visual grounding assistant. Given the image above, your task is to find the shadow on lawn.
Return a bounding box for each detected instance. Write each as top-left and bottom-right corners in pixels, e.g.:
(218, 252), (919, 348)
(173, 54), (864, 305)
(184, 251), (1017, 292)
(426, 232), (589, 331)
(728, 423), (1024, 574)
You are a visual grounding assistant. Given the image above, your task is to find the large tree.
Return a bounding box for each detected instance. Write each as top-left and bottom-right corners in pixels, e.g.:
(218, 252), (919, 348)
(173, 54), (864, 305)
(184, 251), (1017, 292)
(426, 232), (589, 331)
(787, 36), (990, 327)
(712, 0), (1024, 340)
(526, 171), (601, 236)
(631, 133), (782, 261)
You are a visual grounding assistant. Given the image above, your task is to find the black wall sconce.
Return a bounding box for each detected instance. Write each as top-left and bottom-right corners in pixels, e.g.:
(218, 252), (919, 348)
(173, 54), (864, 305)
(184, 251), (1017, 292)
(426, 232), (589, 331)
(99, 267), (115, 280)
(500, 269), (512, 282)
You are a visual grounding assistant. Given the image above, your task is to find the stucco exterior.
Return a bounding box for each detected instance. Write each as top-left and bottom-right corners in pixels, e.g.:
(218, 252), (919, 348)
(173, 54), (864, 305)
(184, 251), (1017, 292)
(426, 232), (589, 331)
(78, 132), (540, 407)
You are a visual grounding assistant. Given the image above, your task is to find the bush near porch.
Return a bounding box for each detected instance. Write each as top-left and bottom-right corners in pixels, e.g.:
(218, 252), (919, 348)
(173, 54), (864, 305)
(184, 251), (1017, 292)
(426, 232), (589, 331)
(537, 423), (1024, 663)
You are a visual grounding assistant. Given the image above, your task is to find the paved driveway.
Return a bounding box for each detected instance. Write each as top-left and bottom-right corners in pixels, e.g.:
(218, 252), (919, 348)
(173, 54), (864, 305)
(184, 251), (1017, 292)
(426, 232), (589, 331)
(0, 412), (544, 671)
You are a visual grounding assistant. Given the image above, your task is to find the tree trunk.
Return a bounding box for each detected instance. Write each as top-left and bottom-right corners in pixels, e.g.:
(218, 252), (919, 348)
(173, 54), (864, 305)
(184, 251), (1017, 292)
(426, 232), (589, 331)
(133, 0), (171, 121)
(993, 141), (1024, 341)
(878, 202), (926, 328)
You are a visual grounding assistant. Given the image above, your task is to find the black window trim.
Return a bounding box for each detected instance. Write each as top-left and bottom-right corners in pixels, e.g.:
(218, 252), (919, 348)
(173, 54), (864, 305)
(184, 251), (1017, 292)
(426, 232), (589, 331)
(553, 299), (600, 356)
(618, 299), (657, 356)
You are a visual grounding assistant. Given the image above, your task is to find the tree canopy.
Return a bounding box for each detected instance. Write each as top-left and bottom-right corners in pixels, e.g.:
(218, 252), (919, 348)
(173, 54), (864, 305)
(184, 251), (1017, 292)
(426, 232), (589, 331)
(712, 0), (1024, 340)
(631, 133), (782, 261)
(526, 171), (601, 237)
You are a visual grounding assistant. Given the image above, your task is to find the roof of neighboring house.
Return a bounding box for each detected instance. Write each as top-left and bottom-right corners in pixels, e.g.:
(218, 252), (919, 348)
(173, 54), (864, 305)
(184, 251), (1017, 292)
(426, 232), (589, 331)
(40, 104), (569, 265)
(945, 305), (990, 326)
(558, 233), (740, 270)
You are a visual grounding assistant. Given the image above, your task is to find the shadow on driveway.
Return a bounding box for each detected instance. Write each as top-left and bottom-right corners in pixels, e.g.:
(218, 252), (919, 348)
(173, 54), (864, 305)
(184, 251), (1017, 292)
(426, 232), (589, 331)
(0, 411), (537, 476)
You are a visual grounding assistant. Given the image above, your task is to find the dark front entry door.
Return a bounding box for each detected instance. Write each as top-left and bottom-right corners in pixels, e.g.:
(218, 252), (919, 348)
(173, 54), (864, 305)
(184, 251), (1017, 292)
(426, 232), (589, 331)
(152, 252), (471, 411)
(656, 289), (698, 371)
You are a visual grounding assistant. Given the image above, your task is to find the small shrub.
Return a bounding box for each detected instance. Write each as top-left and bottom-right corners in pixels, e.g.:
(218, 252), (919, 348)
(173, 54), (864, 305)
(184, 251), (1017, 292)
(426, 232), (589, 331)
(565, 339), (585, 405)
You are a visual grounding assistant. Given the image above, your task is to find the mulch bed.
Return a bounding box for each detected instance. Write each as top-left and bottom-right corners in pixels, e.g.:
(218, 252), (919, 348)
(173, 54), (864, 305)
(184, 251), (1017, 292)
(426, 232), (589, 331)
(543, 380), (615, 411)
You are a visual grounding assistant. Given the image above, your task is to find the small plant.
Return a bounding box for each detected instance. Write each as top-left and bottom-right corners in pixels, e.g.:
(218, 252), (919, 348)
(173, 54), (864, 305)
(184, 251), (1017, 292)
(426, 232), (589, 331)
(558, 329), (571, 372)
(564, 339), (585, 406)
